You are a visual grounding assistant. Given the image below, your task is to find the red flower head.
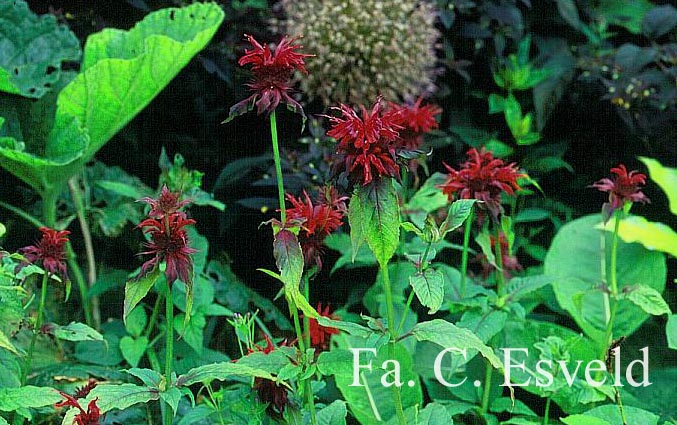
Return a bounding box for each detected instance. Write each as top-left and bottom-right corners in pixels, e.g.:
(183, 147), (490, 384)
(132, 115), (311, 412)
(438, 148), (524, 220)
(591, 164), (650, 217)
(327, 99), (402, 186)
(136, 213), (197, 286)
(306, 303), (339, 352)
(139, 185), (189, 219)
(56, 392), (101, 425)
(387, 97), (442, 151)
(20, 227), (70, 281)
(249, 335), (290, 414)
(229, 34), (313, 117)
(285, 188), (346, 270)
(477, 232), (523, 279)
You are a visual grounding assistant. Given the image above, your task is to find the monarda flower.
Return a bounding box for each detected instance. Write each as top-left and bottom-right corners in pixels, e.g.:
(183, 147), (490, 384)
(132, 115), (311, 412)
(228, 34), (312, 119)
(306, 303), (339, 352)
(249, 335), (290, 414)
(387, 97), (442, 151)
(136, 213), (197, 286)
(20, 227), (70, 281)
(591, 164), (650, 218)
(139, 184), (189, 219)
(327, 99), (402, 186)
(438, 148), (524, 220)
(285, 188), (347, 270)
(56, 393), (101, 425)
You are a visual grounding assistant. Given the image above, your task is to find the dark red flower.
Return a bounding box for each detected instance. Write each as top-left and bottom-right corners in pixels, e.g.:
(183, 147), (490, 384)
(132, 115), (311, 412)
(438, 148), (524, 219)
(20, 227), (70, 281)
(249, 335), (290, 414)
(286, 188), (346, 270)
(306, 303), (339, 352)
(387, 97), (442, 151)
(327, 99), (402, 185)
(477, 233), (522, 279)
(136, 213), (197, 286)
(591, 164), (650, 216)
(139, 185), (189, 219)
(74, 379), (98, 399)
(229, 34), (312, 117)
(56, 392), (101, 425)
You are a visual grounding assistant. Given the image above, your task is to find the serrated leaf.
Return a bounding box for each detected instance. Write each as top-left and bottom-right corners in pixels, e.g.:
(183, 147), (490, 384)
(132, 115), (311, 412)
(353, 180), (400, 267)
(176, 362), (278, 387)
(273, 229), (318, 319)
(0, 0), (81, 98)
(0, 386), (62, 411)
(410, 268), (444, 314)
(505, 275), (553, 302)
(126, 368), (162, 388)
(86, 383), (159, 412)
(625, 285), (671, 316)
(54, 321), (104, 342)
(124, 267), (161, 325)
(638, 157), (677, 215)
(411, 319), (503, 370)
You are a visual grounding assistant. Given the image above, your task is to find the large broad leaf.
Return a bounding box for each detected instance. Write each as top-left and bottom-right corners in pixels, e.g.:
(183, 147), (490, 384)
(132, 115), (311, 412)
(544, 215), (666, 347)
(350, 180), (400, 267)
(639, 157), (677, 215)
(0, 386), (62, 411)
(176, 362), (278, 387)
(61, 383), (159, 423)
(563, 405), (659, 425)
(315, 400), (348, 425)
(596, 216), (677, 259)
(53, 2), (224, 167)
(0, 0), (81, 98)
(322, 337), (422, 425)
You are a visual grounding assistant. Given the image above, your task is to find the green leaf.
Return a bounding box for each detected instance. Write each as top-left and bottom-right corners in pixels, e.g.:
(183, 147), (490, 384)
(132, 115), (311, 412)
(96, 180), (146, 200)
(272, 229), (317, 319)
(556, 0), (584, 30)
(87, 383), (159, 413)
(642, 5), (677, 38)
(638, 157), (677, 215)
(329, 338), (422, 425)
(174, 313), (205, 354)
(324, 233), (377, 273)
(411, 319), (503, 370)
(0, 0), (81, 98)
(568, 405), (659, 425)
(0, 386), (62, 411)
(0, 329), (18, 355)
(624, 285), (671, 316)
(488, 94), (506, 114)
(0, 222), (5, 238)
(668, 315), (677, 350)
(159, 387), (182, 418)
(440, 199), (477, 237)
(124, 306), (148, 338)
(505, 275), (553, 303)
(53, 322), (104, 342)
(126, 368), (162, 387)
(124, 267), (161, 325)
(316, 316), (377, 340)
(597, 216), (677, 258)
(545, 215), (666, 347)
(176, 362), (278, 387)
(119, 336), (149, 368)
(53, 2), (225, 169)
(561, 416), (611, 425)
(597, 0), (654, 34)
(404, 172), (449, 229)
(315, 400), (347, 425)
(410, 268), (444, 314)
(352, 180), (400, 267)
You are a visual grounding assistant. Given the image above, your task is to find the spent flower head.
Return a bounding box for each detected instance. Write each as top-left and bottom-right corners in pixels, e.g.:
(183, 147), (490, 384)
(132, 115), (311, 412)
(20, 227), (70, 282)
(227, 34), (312, 119)
(591, 164), (649, 219)
(438, 148), (524, 220)
(327, 99), (402, 186)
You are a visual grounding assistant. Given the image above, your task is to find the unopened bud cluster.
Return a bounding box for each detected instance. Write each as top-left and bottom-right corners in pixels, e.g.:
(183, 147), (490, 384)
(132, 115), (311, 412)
(276, 0), (440, 106)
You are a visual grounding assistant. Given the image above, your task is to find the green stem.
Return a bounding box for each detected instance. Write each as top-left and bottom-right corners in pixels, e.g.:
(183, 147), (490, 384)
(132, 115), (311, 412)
(66, 245), (93, 327)
(164, 283), (174, 425)
(20, 273), (49, 386)
(543, 397), (552, 425)
(41, 189), (58, 228)
(305, 379), (318, 425)
(381, 264), (406, 425)
(144, 293), (164, 338)
(494, 226), (506, 297)
(460, 207), (474, 298)
(303, 276), (311, 351)
(480, 359), (493, 414)
(290, 304), (305, 353)
(269, 110), (286, 224)
(0, 201), (44, 228)
(602, 210), (622, 357)
(68, 177), (100, 329)
(301, 275), (317, 425)
(396, 290), (416, 337)
(206, 383), (226, 425)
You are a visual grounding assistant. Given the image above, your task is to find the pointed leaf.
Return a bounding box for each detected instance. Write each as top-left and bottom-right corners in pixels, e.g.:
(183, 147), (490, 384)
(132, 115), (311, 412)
(316, 400), (347, 425)
(53, 322), (104, 342)
(354, 180), (400, 267)
(273, 229), (318, 318)
(0, 329), (18, 355)
(410, 268), (444, 314)
(176, 362), (278, 387)
(0, 386), (62, 411)
(120, 336), (149, 368)
(625, 285), (671, 316)
(440, 199), (477, 237)
(124, 267), (161, 325)
(159, 387), (182, 418)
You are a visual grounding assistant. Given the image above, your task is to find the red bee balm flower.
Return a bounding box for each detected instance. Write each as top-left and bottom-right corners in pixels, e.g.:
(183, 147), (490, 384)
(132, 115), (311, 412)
(139, 184), (189, 219)
(591, 164), (649, 216)
(327, 99), (402, 185)
(286, 188), (346, 270)
(56, 393), (101, 425)
(230, 34), (312, 117)
(388, 97), (442, 151)
(20, 227), (70, 281)
(136, 213), (197, 286)
(438, 148), (524, 219)
(307, 303), (339, 352)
